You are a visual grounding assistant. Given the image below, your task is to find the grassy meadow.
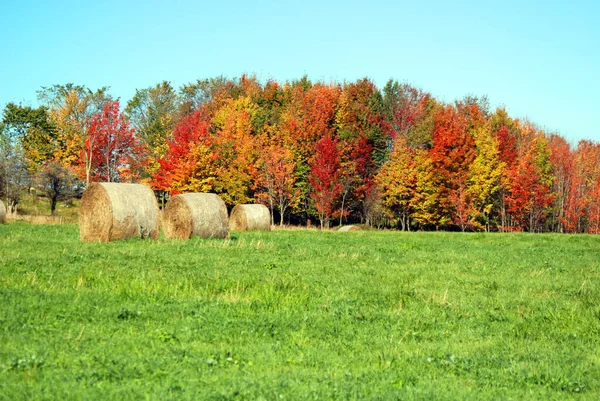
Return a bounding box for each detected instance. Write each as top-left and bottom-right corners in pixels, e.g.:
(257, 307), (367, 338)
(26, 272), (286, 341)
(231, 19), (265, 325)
(0, 223), (599, 400)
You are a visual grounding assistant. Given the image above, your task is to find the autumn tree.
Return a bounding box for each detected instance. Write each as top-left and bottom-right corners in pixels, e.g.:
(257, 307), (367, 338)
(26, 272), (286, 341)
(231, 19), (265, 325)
(547, 134), (575, 232)
(411, 150), (442, 228)
(336, 78), (388, 166)
(505, 133), (554, 232)
(84, 101), (146, 183)
(566, 140), (600, 233)
(309, 135), (342, 228)
(211, 96), (260, 205)
(153, 110), (217, 195)
(430, 104), (476, 228)
(467, 125), (505, 231)
(37, 84), (112, 168)
(376, 138), (417, 230)
(178, 76), (240, 116)
(382, 80), (435, 149)
(280, 81), (339, 161)
(256, 139), (298, 226)
(336, 134), (376, 225)
(490, 108), (520, 231)
(588, 176), (600, 234)
(279, 81), (340, 220)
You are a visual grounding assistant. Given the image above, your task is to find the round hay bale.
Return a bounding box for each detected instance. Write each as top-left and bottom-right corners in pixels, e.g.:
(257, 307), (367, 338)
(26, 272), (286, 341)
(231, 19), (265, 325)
(79, 182), (159, 242)
(0, 200), (6, 224)
(162, 193), (229, 239)
(230, 204), (271, 231)
(337, 225), (362, 232)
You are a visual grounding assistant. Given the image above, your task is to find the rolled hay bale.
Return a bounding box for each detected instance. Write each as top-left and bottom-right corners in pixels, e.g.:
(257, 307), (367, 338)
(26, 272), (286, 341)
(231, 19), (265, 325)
(0, 200), (5, 224)
(337, 225), (362, 232)
(162, 193), (229, 239)
(79, 182), (159, 242)
(230, 204), (271, 231)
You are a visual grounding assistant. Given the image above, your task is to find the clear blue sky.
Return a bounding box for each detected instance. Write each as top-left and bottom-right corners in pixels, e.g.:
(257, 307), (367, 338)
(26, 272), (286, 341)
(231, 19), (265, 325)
(1, 0), (598, 144)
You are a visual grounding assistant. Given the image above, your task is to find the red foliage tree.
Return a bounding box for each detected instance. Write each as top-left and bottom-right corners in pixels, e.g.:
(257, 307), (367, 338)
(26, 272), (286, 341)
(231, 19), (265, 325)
(505, 137), (554, 232)
(152, 109), (216, 194)
(588, 176), (600, 234)
(566, 140), (600, 233)
(337, 134), (375, 224)
(429, 105), (476, 227)
(548, 134), (575, 232)
(280, 83), (340, 162)
(83, 101), (145, 183)
(494, 125), (519, 230)
(384, 83), (431, 142)
(309, 135), (342, 228)
(256, 139), (299, 226)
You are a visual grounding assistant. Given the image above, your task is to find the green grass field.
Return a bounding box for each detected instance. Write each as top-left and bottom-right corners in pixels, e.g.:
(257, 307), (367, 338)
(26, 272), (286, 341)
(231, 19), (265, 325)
(0, 223), (599, 400)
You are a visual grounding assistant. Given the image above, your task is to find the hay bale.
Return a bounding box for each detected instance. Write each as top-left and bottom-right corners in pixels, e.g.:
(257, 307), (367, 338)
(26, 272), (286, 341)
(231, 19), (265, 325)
(337, 225), (362, 232)
(230, 204), (271, 231)
(79, 182), (159, 242)
(162, 193), (229, 239)
(0, 200), (5, 224)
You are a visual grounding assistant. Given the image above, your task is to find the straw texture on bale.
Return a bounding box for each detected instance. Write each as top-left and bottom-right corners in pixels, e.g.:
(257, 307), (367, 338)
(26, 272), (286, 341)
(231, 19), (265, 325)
(79, 182), (159, 242)
(0, 200), (5, 224)
(162, 193), (229, 239)
(337, 225), (362, 232)
(230, 204), (271, 231)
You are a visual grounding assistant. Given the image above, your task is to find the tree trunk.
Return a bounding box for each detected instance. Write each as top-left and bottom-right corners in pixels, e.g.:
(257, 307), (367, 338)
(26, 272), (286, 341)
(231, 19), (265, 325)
(50, 196), (58, 215)
(499, 192), (506, 232)
(279, 202), (286, 227)
(8, 200), (18, 219)
(339, 190), (348, 227)
(529, 211), (535, 233)
(106, 152), (111, 182)
(85, 148), (93, 185)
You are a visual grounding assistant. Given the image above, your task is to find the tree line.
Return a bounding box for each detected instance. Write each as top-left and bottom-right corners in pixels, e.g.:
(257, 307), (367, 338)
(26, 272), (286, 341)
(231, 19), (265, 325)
(1, 76), (598, 233)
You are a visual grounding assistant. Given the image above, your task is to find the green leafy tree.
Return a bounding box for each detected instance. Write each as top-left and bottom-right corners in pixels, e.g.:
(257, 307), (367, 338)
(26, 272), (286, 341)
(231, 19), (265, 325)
(125, 81), (179, 178)
(0, 104), (39, 215)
